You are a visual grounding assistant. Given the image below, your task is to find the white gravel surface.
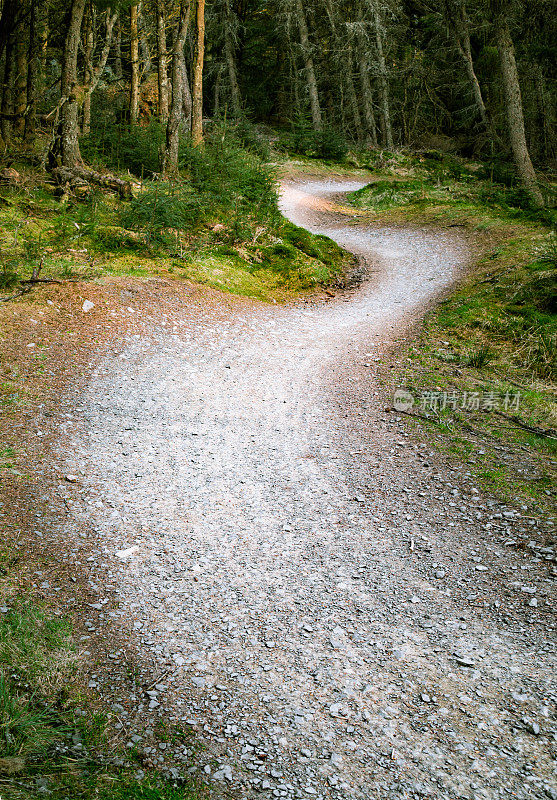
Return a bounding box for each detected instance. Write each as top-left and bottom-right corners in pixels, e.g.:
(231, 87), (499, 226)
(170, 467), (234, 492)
(51, 178), (555, 799)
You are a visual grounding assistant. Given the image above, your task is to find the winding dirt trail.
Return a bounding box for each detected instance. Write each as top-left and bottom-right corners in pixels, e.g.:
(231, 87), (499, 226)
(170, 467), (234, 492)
(50, 177), (555, 799)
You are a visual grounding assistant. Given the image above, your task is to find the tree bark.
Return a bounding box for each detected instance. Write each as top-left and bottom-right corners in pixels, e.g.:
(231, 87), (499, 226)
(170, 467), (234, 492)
(443, 1), (489, 132)
(191, 0), (205, 146)
(494, 14), (543, 206)
(355, 20), (378, 146)
(368, 0), (392, 148)
(47, 0), (86, 169)
(224, 0), (241, 117)
(294, 0), (322, 131)
(322, 0), (362, 141)
(82, 7), (94, 136)
(13, 2), (28, 137)
(129, 3), (140, 124)
(156, 0), (169, 122)
(180, 57), (192, 129)
(0, 32), (16, 142)
(83, 7), (118, 135)
(112, 17), (123, 79)
(25, 0), (49, 141)
(138, 3), (151, 78)
(162, 0), (191, 177)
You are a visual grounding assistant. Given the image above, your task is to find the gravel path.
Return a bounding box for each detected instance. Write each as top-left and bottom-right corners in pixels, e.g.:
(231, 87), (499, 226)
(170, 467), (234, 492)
(54, 178), (555, 799)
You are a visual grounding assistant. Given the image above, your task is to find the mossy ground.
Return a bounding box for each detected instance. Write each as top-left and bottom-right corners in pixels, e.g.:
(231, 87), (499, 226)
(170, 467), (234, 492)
(346, 151), (556, 517)
(0, 161), (353, 306)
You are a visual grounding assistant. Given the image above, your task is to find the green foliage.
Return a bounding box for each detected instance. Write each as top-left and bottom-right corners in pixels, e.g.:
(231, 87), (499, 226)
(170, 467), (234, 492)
(466, 345), (494, 368)
(120, 127), (278, 245)
(81, 118), (166, 177)
(232, 118), (272, 161)
(0, 255), (20, 289)
(278, 123), (348, 162)
(0, 599), (73, 759)
(121, 184), (201, 241)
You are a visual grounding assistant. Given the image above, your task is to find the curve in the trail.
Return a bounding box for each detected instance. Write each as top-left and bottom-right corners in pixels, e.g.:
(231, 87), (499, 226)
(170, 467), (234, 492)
(53, 178), (555, 800)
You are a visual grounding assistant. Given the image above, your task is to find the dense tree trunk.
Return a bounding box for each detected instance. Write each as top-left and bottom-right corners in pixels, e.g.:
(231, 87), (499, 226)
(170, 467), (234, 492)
(47, 0), (86, 169)
(82, 8), (118, 135)
(368, 0), (392, 148)
(25, 0), (49, 141)
(345, 42), (363, 142)
(224, 0), (241, 117)
(156, 0), (169, 122)
(322, 0), (362, 141)
(129, 4), (140, 124)
(191, 0), (205, 146)
(494, 14), (543, 207)
(0, 33), (16, 142)
(13, 4), (28, 137)
(443, 1), (489, 132)
(355, 20), (378, 146)
(138, 3), (151, 78)
(180, 58), (192, 129)
(294, 0), (322, 131)
(112, 18), (123, 79)
(82, 8), (94, 136)
(162, 0), (191, 177)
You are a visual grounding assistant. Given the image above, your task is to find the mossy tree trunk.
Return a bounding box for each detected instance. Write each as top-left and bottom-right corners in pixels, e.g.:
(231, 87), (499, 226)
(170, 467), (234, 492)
(494, 11), (543, 207)
(47, 0), (86, 169)
(162, 0), (191, 177)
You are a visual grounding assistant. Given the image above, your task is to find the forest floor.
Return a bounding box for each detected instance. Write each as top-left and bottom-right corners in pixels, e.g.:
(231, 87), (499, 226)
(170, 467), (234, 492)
(0, 169), (555, 799)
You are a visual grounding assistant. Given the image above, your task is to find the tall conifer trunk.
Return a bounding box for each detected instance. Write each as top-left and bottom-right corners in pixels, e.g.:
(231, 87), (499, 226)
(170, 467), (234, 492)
(191, 0), (205, 146)
(48, 0), (86, 168)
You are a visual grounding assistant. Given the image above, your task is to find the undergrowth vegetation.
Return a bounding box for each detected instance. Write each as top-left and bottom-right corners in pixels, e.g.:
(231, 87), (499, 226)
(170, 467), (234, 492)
(0, 120), (352, 302)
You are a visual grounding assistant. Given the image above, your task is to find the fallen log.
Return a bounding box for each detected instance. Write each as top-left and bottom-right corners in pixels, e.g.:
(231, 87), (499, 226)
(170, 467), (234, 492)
(50, 165), (133, 199)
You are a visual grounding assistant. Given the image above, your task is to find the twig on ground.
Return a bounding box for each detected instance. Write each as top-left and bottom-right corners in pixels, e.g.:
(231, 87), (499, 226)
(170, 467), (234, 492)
(493, 410), (556, 440)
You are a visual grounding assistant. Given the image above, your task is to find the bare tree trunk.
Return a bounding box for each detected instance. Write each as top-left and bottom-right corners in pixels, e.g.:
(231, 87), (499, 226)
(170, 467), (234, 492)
(443, 1), (489, 132)
(214, 64), (223, 118)
(322, 0), (362, 140)
(224, 0), (241, 117)
(129, 3), (140, 124)
(0, 34), (15, 142)
(13, 6), (29, 137)
(25, 0), (49, 141)
(162, 0), (191, 177)
(494, 14), (543, 206)
(284, 8), (302, 121)
(82, 7), (94, 136)
(113, 18), (123, 79)
(355, 20), (378, 146)
(180, 57), (192, 129)
(369, 0), (392, 148)
(294, 0), (322, 131)
(138, 3), (151, 78)
(83, 8), (118, 135)
(345, 42), (363, 142)
(48, 0), (86, 168)
(156, 0), (169, 122)
(191, 0), (205, 146)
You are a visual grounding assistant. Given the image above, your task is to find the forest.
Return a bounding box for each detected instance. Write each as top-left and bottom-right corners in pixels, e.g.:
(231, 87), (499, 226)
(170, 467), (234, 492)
(0, 0), (555, 203)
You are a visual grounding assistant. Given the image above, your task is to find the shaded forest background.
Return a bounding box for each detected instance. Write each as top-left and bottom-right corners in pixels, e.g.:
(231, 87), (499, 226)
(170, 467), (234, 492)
(0, 0), (555, 205)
